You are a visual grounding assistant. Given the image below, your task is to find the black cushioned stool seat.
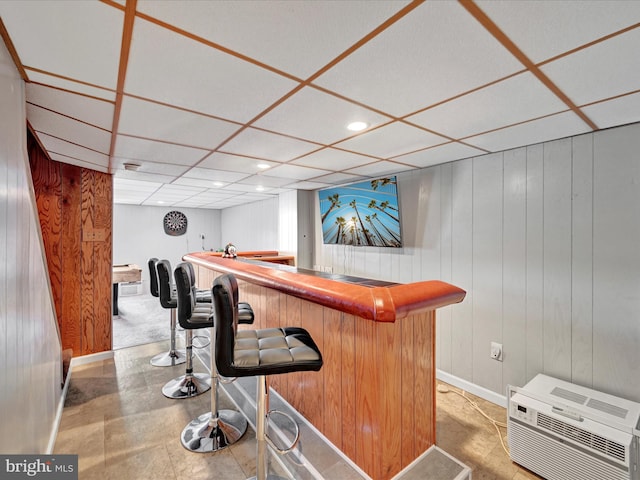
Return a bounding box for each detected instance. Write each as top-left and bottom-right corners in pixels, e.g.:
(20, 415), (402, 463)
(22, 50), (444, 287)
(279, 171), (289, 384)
(213, 273), (323, 480)
(160, 261), (212, 399)
(148, 258), (186, 367)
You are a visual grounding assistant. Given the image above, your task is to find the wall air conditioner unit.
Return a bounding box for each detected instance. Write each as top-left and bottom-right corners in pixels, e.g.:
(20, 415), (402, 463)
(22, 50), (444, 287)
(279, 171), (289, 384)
(508, 374), (640, 480)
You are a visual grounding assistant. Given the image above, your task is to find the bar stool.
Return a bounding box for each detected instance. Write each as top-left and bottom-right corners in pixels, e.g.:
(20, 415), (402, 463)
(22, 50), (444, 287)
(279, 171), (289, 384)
(180, 270), (255, 453)
(213, 273), (323, 480)
(158, 260), (211, 399)
(148, 257), (186, 367)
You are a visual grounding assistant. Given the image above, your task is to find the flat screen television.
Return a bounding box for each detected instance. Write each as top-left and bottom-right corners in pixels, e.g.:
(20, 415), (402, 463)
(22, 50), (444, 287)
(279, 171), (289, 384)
(318, 176), (402, 247)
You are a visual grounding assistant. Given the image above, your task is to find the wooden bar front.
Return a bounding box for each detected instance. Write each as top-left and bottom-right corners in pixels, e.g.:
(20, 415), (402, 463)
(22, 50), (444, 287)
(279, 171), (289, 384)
(186, 252), (466, 480)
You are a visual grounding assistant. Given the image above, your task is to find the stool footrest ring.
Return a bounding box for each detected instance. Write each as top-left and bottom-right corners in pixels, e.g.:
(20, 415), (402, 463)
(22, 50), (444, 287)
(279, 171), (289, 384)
(265, 409), (300, 455)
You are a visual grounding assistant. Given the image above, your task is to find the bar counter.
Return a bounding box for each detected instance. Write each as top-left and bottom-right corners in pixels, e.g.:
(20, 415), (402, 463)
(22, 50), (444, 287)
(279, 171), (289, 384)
(184, 251), (466, 480)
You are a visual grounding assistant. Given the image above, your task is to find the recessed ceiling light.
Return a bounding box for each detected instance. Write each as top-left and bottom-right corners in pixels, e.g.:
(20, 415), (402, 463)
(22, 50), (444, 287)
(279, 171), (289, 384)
(213, 181), (224, 187)
(347, 121), (368, 132)
(157, 200), (164, 204)
(257, 163), (270, 170)
(256, 186), (265, 192)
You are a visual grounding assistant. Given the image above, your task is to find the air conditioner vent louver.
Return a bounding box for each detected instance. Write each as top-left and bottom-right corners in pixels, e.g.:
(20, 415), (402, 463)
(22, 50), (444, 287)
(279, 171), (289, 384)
(551, 387), (588, 404)
(537, 413), (626, 462)
(587, 398), (629, 419)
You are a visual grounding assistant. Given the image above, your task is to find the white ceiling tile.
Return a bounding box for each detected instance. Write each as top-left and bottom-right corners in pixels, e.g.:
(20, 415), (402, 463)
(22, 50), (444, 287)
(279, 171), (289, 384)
(136, 0), (410, 79)
(238, 175), (294, 188)
(407, 72), (568, 139)
(477, 0), (640, 63)
(262, 164), (330, 181)
(0, 1), (123, 89)
(345, 161), (414, 177)
(125, 17), (298, 123)
(118, 96), (241, 149)
(198, 152), (280, 174)
(26, 71), (116, 101)
(285, 180), (333, 190)
(222, 128), (319, 161)
(114, 135), (208, 165)
(37, 132), (110, 167)
(182, 167), (250, 183)
(465, 111), (591, 152)
(220, 183), (277, 194)
(393, 142), (486, 169)
(311, 173), (367, 185)
(48, 153), (109, 173)
(292, 147), (376, 171)
(28, 105), (111, 153)
(113, 170), (177, 184)
(114, 178), (162, 192)
(541, 28), (640, 107)
(254, 87), (392, 144)
(314, 0), (523, 116)
(26, 83), (114, 130)
(173, 177), (231, 189)
(582, 92), (640, 130)
(336, 122), (447, 159)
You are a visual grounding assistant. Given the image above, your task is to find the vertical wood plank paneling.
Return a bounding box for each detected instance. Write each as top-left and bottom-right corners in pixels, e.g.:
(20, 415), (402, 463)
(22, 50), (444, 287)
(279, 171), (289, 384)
(401, 314), (415, 467)
(571, 133), (594, 387)
(341, 313), (356, 461)
(377, 320), (403, 478)
(502, 148), (527, 391)
(592, 123), (640, 399)
(354, 316), (379, 479)
(61, 163), (82, 354)
(414, 312), (436, 452)
(301, 301), (324, 428)
(450, 159), (474, 380)
(525, 144), (544, 383)
(543, 138), (573, 380)
(80, 169), (95, 355)
(323, 308), (343, 449)
(472, 153), (503, 392)
(93, 171), (112, 351)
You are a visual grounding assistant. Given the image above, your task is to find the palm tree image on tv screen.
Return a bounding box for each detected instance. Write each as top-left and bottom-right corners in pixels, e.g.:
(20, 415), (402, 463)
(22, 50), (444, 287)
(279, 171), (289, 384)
(319, 176), (402, 247)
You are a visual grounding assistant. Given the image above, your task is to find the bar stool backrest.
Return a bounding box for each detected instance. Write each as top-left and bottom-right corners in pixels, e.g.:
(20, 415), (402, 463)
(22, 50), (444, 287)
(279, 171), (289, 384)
(174, 262), (196, 329)
(156, 260), (176, 309)
(212, 274), (239, 378)
(148, 257), (159, 298)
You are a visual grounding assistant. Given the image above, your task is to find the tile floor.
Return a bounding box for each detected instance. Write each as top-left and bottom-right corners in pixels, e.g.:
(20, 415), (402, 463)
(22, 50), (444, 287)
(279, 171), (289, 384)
(54, 340), (542, 480)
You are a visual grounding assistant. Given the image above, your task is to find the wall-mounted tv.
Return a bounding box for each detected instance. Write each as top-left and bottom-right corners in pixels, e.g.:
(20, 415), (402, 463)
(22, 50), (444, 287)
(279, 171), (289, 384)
(319, 176), (402, 247)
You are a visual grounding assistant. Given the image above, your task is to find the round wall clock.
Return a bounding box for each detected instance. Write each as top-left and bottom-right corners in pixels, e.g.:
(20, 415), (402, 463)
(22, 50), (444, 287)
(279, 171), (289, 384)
(163, 210), (188, 236)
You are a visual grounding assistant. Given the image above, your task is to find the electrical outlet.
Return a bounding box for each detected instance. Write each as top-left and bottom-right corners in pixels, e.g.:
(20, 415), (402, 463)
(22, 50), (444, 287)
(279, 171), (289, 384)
(490, 342), (503, 361)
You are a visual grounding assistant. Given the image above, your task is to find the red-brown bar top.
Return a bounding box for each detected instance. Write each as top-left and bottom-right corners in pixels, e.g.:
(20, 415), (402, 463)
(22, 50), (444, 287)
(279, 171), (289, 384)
(185, 251), (466, 322)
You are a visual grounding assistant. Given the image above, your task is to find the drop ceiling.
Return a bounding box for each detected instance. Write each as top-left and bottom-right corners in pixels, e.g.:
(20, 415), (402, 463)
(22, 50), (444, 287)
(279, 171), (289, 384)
(1, 0), (639, 209)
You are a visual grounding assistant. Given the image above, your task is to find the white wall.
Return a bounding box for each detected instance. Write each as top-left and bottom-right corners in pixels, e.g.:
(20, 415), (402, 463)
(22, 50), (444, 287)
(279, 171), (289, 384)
(113, 204), (221, 289)
(220, 197), (279, 251)
(0, 38), (62, 453)
(315, 122), (640, 404)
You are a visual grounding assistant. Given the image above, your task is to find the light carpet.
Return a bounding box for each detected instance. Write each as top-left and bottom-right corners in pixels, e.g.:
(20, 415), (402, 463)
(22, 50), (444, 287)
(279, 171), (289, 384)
(112, 292), (170, 349)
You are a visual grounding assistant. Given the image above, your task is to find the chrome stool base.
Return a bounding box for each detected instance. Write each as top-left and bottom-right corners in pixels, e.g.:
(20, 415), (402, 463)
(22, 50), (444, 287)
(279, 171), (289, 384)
(181, 410), (247, 453)
(162, 373), (211, 399)
(150, 349), (186, 367)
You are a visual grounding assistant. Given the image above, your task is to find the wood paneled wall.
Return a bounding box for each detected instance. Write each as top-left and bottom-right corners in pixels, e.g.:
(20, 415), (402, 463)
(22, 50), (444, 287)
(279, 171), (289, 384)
(28, 131), (113, 356)
(196, 266), (437, 480)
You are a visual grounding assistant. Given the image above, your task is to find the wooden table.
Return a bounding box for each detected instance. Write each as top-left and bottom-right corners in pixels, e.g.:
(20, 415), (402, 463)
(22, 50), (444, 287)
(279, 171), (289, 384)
(112, 263), (141, 315)
(185, 252), (465, 479)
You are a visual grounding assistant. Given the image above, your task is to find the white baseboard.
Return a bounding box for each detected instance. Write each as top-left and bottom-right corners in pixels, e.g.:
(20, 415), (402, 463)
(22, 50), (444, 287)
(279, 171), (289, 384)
(70, 350), (114, 367)
(436, 369), (507, 408)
